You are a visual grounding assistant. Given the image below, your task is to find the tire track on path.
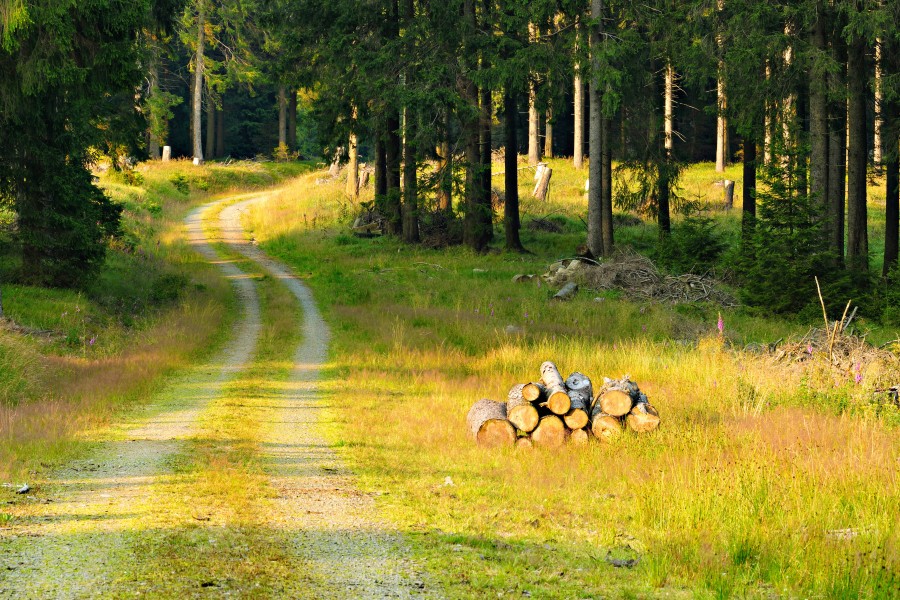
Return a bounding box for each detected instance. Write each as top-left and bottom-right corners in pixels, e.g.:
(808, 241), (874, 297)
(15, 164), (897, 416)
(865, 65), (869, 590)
(0, 205), (262, 598)
(220, 196), (436, 599)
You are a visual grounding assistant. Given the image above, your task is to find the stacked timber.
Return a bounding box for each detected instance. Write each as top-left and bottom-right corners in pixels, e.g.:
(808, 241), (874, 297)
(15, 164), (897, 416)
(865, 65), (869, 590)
(465, 362), (661, 448)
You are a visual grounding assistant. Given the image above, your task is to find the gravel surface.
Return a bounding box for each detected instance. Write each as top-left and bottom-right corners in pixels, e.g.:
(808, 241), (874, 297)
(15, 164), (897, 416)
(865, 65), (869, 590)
(221, 198), (436, 599)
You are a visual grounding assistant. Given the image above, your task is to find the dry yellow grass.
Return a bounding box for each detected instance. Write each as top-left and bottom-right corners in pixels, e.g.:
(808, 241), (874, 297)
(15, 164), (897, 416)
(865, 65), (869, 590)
(244, 166), (900, 598)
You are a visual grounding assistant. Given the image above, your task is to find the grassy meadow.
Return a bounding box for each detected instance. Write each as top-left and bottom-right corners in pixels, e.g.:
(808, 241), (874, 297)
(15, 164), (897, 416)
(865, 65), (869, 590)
(0, 159), (310, 480)
(244, 158), (900, 598)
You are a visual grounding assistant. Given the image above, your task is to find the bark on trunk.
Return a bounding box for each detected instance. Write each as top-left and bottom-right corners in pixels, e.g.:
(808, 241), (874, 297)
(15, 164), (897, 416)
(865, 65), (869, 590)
(287, 90), (297, 150)
(504, 90), (524, 250)
(563, 381), (591, 430)
(466, 399), (516, 447)
(347, 113), (359, 198)
(385, 113), (403, 235)
(846, 34), (868, 270)
(192, 0), (205, 163)
(148, 61), (161, 159)
(540, 361), (571, 416)
(215, 107), (225, 158)
(531, 415), (567, 448)
(587, 0), (604, 257)
(659, 63), (674, 237)
(716, 71), (728, 172)
(437, 111), (452, 212)
(402, 107), (419, 242)
(507, 384), (540, 433)
(601, 116), (613, 253)
(533, 165), (552, 201)
(528, 50), (540, 166)
(574, 71), (584, 169)
(884, 38), (899, 276)
(809, 1), (829, 219)
(206, 92), (216, 160)
(828, 41), (847, 260)
(278, 86), (288, 148)
(874, 38), (883, 166)
(544, 110), (553, 158)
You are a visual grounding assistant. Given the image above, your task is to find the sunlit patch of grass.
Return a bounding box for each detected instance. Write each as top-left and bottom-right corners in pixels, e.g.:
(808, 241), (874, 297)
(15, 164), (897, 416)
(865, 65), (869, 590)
(244, 163), (900, 598)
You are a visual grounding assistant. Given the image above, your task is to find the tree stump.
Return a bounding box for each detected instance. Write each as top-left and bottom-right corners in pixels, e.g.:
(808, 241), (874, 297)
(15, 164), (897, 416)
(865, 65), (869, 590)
(625, 401), (660, 433)
(533, 164), (552, 200)
(162, 146), (172, 162)
(507, 383), (540, 433)
(540, 361), (571, 415)
(466, 399), (516, 447)
(531, 415), (568, 448)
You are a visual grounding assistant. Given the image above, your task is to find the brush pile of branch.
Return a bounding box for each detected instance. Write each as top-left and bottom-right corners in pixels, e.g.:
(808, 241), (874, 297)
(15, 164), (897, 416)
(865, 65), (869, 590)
(466, 361), (660, 448)
(544, 251), (737, 307)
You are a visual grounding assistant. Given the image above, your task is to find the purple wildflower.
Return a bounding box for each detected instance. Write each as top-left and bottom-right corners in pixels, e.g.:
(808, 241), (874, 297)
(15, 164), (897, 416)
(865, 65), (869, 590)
(807, 344), (813, 355)
(89, 336), (96, 346)
(717, 313), (724, 336)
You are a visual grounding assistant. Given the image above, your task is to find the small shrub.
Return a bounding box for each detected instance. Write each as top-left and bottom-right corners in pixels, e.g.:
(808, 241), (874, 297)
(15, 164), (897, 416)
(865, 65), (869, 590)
(149, 273), (188, 305)
(170, 174), (190, 195)
(657, 207), (725, 274)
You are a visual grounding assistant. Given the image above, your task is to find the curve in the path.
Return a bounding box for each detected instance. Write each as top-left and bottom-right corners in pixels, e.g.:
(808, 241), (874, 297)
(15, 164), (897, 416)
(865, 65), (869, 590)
(220, 197), (435, 599)
(0, 205), (263, 599)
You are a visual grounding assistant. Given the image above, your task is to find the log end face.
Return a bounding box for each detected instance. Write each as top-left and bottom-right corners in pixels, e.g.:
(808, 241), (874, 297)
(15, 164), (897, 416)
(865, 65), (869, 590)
(563, 408), (590, 431)
(477, 419), (517, 447)
(547, 391), (572, 415)
(598, 390), (633, 417)
(508, 404), (540, 433)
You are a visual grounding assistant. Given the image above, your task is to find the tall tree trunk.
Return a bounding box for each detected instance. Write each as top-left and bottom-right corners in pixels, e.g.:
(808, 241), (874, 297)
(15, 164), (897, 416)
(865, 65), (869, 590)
(277, 86), (288, 148)
(659, 62), (674, 237)
(715, 0), (727, 173)
(192, 0), (205, 163)
(402, 107), (419, 242)
(544, 109), (553, 158)
(809, 1), (829, 220)
(205, 91), (215, 159)
(828, 33), (847, 260)
(504, 90), (523, 251)
(528, 83), (540, 164)
(148, 61), (161, 159)
(287, 90), (298, 150)
(742, 136), (757, 239)
(346, 107), (359, 198)
(462, 0), (491, 250)
(216, 106), (225, 157)
(846, 33), (868, 270)
(874, 38), (883, 166)
(883, 39), (899, 276)
(587, 0), (604, 257)
(480, 79), (492, 209)
(601, 115), (613, 254)
(385, 113), (402, 234)
(764, 61), (772, 165)
(574, 70), (584, 169)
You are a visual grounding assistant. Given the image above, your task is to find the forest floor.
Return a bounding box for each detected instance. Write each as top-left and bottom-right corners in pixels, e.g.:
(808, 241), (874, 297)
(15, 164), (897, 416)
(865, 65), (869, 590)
(0, 192), (433, 598)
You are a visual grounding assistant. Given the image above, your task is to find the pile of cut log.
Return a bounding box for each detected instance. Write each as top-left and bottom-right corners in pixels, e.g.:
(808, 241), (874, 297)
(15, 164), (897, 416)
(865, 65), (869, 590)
(466, 361), (660, 448)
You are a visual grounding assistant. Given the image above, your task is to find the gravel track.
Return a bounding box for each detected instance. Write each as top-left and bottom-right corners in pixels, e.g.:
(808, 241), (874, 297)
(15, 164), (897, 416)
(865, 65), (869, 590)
(0, 204), (262, 598)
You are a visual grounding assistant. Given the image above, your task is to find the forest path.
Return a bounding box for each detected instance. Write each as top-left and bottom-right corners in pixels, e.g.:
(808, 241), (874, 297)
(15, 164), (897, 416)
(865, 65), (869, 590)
(0, 193), (431, 598)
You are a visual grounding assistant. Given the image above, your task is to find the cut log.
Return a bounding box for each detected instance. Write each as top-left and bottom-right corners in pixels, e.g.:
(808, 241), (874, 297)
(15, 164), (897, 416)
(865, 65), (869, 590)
(594, 376), (640, 417)
(507, 383), (540, 433)
(531, 415), (568, 448)
(569, 428), (592, 445)
(552, 282), (579, 301)
(625, 402), (660, 433)
(590, 408), (624, 440)
(565, 372), (593, 398)
(162, 146), (172, 162)
(596, 390), (633, 417)
(540, 361), (571, 415)
(466, 399), (516, 447)
(515, 436), (534, 450)
(564, 381), (591, 430)
(522, 382), (546, 402)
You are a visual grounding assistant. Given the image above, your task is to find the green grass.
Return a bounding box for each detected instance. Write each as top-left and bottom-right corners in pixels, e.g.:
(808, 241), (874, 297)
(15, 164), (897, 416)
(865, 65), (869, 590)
(244, 162), (900, 599)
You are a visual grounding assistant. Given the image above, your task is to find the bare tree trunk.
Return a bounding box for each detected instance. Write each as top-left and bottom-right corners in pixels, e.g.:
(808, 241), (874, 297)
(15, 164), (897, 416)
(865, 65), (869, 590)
(505, 90), (523, 251)
(544, 109), (553, 158)
(287, 90), (298, 150)
(587, 0), (604, 257)
(462, 0), (491, 250)
(601, 116), (613, 254)
(659, 62), (674, 237)
(874, 38), (883, 166)
(385, 113), (402, 235)
(278, 86), (288, 148)
(528, 84), (540, 164)
(402, 107), (419, 242)
(206, 91), (215, 159)
(216, 106), (225, 157)
(346, 107), (359, 198)
(574, 70), (584, 169)
(809, 1), (829, 218)
(715, 0), (727, 173)
(480, 79), (492, 215)
(192, 0), (205, 163)
(764, 61), (772, 165)
(664, 62), (674, 155)
(846, 34), (868, 270)
(828, 32), (847, 260)
(148, 61), (161, 159)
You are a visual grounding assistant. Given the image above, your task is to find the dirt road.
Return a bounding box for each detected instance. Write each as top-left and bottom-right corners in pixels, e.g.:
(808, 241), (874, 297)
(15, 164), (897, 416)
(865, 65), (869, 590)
(0, 194), (432, 598)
